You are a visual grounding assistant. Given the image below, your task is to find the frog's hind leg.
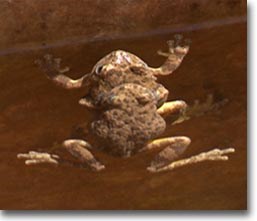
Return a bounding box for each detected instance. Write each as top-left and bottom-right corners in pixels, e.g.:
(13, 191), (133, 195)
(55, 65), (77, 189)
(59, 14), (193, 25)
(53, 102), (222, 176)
(157, 100), (187, 117)
(143, 136), (191, 171)
(63, 139), (105, 171)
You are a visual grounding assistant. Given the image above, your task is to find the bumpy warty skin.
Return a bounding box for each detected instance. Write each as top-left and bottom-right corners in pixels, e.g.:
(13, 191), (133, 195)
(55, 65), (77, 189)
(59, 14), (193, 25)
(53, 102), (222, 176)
(91, 83), (166, 157)
(82, 50), (169, 109)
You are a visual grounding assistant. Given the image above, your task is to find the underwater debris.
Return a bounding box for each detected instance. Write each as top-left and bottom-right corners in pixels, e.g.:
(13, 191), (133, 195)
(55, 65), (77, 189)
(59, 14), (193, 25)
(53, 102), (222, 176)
(17, 151), (59, 165)
(172, 94), (229, 125)
(147, 147), (235, 173)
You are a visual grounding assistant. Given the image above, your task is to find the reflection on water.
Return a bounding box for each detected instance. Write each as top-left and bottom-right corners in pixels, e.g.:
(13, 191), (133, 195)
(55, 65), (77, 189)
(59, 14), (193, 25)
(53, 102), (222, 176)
(0, 16), (246, 56)
(0, 21), (246, 209)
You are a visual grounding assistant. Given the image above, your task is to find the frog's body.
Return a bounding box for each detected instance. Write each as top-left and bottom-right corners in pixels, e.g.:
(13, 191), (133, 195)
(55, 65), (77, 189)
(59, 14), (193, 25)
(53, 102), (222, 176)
(78, 49), (170, 110)
(36, 35), (192, 171)
(91, 83), (166, 157)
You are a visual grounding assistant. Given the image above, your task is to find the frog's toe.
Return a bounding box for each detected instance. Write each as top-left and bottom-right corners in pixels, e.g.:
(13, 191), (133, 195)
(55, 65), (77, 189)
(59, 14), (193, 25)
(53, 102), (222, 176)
(89, 159), (106, 172)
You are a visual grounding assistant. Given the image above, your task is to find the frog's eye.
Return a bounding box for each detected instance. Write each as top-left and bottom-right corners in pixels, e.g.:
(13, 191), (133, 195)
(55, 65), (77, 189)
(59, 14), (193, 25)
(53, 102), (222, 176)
(96, 65), (104, 75)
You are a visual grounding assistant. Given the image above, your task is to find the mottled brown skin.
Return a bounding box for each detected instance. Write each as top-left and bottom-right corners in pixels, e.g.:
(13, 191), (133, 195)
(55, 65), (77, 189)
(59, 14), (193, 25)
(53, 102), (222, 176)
(36, 35), (191, 171)
(79, 50), (169, 109)
(36, 35), (190, 109)
(92, 83), (166, 157)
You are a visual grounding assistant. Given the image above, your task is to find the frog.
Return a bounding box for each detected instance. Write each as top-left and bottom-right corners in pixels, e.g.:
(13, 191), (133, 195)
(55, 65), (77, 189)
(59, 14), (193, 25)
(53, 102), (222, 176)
(36, 34), (190, 110)
(63, 83), (191, 171)
(35, 35), (192, 171)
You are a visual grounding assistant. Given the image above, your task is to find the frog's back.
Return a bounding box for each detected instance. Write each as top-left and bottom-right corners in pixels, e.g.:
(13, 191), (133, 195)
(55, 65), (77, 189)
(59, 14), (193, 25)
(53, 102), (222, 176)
(91, 83), (166, 157)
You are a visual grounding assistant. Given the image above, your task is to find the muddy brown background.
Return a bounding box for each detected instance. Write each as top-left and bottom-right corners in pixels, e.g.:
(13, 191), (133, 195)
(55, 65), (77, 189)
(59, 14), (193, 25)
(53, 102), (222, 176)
(0, 0), (246, 209)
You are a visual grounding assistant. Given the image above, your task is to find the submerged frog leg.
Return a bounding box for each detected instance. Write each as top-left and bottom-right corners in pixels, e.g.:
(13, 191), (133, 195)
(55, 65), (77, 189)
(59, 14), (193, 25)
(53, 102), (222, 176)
(142, 136), (191, 171)
(150, 34), (191, 76)
(157, 100), (187, 117)
(172, 94), (229, 125)
(35, 54), (92, 89)
(148, 148), (235, 173)
(63, 139), (105, 171)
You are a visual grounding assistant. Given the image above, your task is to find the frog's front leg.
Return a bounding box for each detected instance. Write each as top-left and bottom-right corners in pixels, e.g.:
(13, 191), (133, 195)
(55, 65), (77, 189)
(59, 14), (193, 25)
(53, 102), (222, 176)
(35, 54), (92, 89)
(78, 95), (98, 109)
(157, 100), (187, 117)
(63, 139), (105, 171)
(141, 136), (191, 171)
(150, 34), (190, 76)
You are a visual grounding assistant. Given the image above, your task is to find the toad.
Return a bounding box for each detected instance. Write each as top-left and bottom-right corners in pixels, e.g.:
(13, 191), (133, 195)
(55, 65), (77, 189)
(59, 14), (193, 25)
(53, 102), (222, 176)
(34, 35), (191, 171)
(36, 35), (190, 110)
(23, 35), (234, 172)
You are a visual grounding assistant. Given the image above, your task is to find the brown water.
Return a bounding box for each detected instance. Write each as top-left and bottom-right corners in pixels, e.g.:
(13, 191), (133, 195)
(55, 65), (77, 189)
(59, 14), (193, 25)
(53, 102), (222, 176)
(0, 22), (246, 209)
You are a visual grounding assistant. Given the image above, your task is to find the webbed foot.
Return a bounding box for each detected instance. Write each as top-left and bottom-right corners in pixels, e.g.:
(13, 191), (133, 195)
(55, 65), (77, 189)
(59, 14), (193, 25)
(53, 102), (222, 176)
(148, 147), (235, 173)
(17, 151), (59, 165)
(172, 94), (229, 125)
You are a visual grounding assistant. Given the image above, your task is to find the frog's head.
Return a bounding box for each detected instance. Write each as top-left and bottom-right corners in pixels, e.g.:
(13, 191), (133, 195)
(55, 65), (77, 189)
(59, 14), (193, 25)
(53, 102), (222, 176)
(91, 50), (148, 79)
(90, 50), (168, 107)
